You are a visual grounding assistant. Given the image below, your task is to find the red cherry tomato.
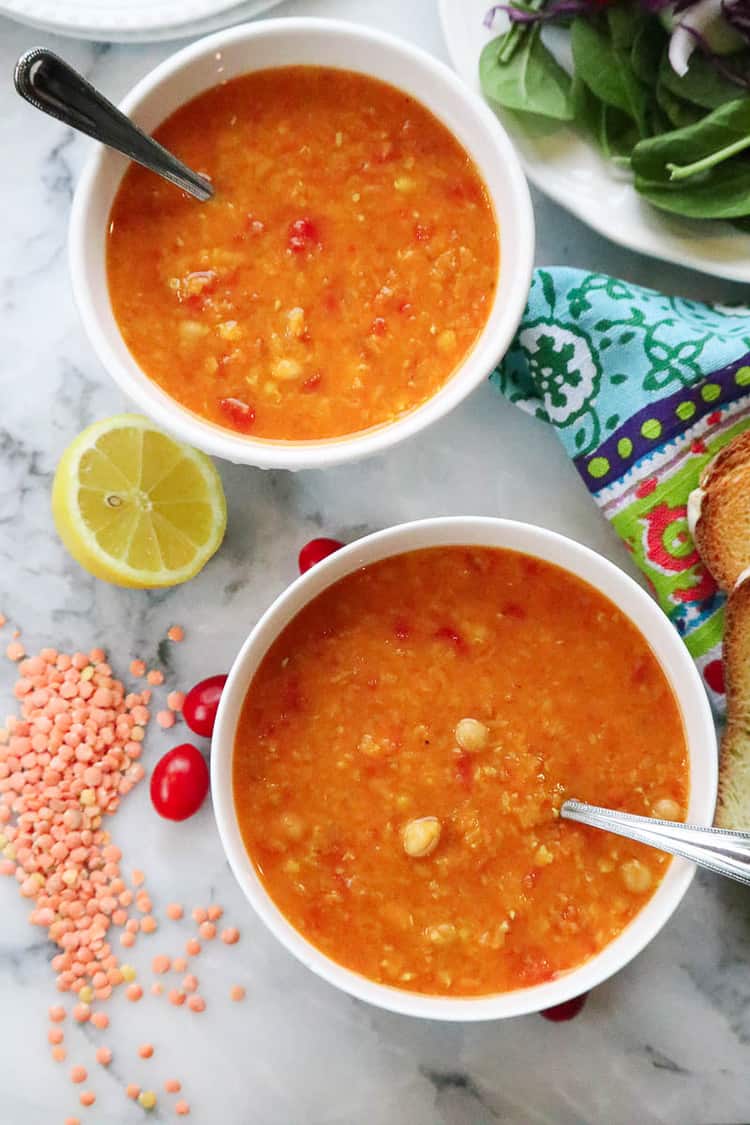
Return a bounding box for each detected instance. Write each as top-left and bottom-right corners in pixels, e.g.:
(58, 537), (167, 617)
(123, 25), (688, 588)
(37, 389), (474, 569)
(540, 993), (588, 1022)
(182, 674), (228, 738)
(218, 397), (255, 432)
(298, 537), (344, 574)
(288, 217), (320, 253)
(150, 744), (209, 821)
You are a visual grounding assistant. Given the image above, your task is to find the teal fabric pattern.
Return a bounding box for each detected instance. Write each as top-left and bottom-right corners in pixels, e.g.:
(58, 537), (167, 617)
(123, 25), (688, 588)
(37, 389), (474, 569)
(493, 266), (750, 717)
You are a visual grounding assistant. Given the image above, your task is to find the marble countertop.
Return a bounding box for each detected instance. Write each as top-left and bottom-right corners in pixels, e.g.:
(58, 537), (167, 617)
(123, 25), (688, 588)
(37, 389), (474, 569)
(2, 2), (749, 1122)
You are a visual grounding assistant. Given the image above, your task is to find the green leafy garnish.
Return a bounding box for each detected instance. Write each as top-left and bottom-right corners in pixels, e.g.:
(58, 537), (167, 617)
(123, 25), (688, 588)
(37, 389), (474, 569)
(632, 98), (750, 217)
(479, 24), (574, 121)
(478, 0), (750, 227)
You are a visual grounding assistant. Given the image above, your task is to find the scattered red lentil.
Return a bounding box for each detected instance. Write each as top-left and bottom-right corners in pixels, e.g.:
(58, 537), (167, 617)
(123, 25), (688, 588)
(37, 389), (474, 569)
(64, 1117), (80, 1125)
(1, 642), (247, 1114)
(0, 647), (152, 1011)
(120, 931), (135, 948)
(221, 928), (240, 945)
(156, 710), (175, 729)
(230, 985), (245, 1002)
(126, 1084), (140, 1100)
(138, 1043), (154, 1059)
(167, 626), (184, 643)
(175, 1101), (190, 1116)
(164, 1079), (181, 1094)
(151, 982), (163, 996)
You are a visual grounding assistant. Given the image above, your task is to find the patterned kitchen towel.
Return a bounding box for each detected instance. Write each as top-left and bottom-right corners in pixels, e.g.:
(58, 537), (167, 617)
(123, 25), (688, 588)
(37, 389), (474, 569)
(493, 267), (750, 719)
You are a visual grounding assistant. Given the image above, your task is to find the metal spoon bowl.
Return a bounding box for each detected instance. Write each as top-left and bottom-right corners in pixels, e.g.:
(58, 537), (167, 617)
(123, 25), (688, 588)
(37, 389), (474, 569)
(14, 47), (213, 203)
(562, 799), (750, 887)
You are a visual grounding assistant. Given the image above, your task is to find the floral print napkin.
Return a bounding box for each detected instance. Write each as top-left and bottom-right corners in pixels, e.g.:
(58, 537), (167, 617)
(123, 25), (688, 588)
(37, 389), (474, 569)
(494, 267), (750, 719)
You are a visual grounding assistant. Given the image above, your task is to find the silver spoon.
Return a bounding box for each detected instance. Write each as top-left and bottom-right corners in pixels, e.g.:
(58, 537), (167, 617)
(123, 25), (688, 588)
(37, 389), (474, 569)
(562, 799), (750, 887)
(14, 47), (213, 203)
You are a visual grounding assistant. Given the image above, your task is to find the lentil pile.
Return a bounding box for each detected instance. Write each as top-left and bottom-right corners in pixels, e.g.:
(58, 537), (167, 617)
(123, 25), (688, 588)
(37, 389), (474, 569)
(1, 628), (245, 1120)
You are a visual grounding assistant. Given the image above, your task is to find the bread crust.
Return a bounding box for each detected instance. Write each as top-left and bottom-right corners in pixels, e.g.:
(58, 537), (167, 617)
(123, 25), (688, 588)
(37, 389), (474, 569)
(716, 580), (750, 827)
(692, 433), (750, 592)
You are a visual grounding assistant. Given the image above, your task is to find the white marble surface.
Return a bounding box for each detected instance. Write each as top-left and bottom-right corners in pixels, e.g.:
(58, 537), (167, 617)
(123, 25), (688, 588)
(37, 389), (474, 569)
(1, 2), (750, 1123)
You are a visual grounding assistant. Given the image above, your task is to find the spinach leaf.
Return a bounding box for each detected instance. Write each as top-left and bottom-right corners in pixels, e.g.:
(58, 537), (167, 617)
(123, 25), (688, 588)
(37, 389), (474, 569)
(655, 78), (703, 130)
(632, 97), (750, 181)
(635, 163), (750, 218)
(572, 77), (639, 160)
(632, 98), (750, 217)
(658, 50), (750, 110)
(571, 16), (649, 135)
(732, 214), (750, 232)
(630, 22), (666, 85)
(480, 25), (574, 121)
(607, 3), (646, 51)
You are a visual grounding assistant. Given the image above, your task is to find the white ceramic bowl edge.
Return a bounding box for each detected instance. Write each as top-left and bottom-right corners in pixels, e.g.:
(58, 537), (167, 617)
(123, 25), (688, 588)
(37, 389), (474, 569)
(68, 18), (534, 470)
(211, 517), (717, 1020)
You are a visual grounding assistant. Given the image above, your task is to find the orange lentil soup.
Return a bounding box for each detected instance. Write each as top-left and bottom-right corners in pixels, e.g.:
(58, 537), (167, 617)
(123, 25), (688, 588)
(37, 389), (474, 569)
(106, 67), (498, 442)
(233, 547), (688, 996)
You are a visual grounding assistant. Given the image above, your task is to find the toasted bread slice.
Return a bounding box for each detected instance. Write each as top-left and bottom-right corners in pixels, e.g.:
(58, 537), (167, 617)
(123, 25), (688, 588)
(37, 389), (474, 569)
(691, 431), (750, 592)
(716, 579), (750, 827)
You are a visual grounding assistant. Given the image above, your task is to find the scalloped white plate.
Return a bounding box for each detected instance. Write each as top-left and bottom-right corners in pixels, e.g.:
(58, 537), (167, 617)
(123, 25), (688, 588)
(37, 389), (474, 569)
(439, 0), (750, 282)
(0, 0), (281, 42)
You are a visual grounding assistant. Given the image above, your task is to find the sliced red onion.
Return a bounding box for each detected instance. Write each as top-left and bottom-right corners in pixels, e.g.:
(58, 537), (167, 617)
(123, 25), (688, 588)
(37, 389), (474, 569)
(669, 0), (745, 72)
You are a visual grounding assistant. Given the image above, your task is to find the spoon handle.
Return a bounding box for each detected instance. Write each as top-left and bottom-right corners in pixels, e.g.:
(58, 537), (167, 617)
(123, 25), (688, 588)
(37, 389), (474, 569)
(14, 48), (213, 203)
(561, 799), (750, 887)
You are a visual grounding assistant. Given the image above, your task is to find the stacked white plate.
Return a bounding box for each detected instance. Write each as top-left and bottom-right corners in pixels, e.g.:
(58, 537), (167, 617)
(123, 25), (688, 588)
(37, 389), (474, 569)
(0, 0), (281, 42)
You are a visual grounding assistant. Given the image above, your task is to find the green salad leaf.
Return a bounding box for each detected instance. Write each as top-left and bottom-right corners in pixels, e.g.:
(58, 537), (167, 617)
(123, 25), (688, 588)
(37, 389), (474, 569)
(658, 50), (750, 110)
(570, 16), (650, 136)
(477, 1), (750, 227)
(480, 25), (574, 121)
(655, 77), (703, 130)
(572, 77), (639, 161)
(632, 98), (750, 217)
(630, 22), (667, 85)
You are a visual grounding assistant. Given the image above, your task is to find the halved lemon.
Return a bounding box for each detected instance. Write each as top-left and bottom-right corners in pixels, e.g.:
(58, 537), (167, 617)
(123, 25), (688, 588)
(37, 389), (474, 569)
(52, 414), (227, 588)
